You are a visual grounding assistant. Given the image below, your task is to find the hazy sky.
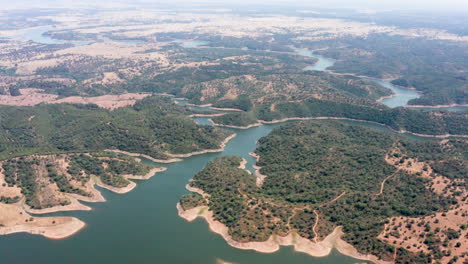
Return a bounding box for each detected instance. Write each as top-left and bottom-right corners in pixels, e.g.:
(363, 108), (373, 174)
(1, 0), (468, 12)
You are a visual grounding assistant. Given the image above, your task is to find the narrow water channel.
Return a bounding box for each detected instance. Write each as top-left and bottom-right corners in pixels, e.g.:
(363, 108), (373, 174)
(0, 32), (448, 264)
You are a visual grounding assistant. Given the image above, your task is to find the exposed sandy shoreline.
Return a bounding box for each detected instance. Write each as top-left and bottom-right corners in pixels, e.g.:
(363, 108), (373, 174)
(95, 178), (137, 194)
(125, 167), (167, 180)
(177, 203), (391, 264)
(166, 133), (237, 158)
(248, 152), (266, 186)
(181, 167), (393, 264)
(105, 134), (236, 162)
(190, 113), (226, 117)
(185, 184), (210, 198)
(376, 94), (397, 102)
(209, 107), (243, 112)
(258, 117), (468, 138)
(406, 103), (468, 109)
(238, 158), (248, 170)
(24, 196), (92, 215)
(210, 119), (262, 129)
(0, 203), (86, 240)
(1, 165), (166, 239)
(173, 97), (244, 112)
(96, 167), (166, 194)
(0, 216), (86, 240)
(104, 149), (183, 163)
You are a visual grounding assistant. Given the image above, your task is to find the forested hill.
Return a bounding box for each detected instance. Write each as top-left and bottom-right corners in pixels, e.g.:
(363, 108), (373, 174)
(311, 35), (468, 106)
(0, 96), (231, 160)
(212, 98), (468, 136)
(182, 120), (466, 264)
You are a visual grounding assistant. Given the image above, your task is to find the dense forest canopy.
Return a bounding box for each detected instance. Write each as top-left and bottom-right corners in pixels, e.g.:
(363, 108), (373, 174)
(0, 96), (230, 160)
(182, 120), (467, 263)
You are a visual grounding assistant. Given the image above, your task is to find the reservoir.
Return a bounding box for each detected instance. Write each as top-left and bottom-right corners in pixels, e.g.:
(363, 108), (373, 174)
(0, 31), (450, 264)
(294, 48), (421, 108)
(0, 116), (377, 264)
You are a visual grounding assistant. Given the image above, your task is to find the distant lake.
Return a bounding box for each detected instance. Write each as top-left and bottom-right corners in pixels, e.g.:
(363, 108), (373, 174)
(10, 26), (145, 46)
(0, 42), (444, 264)
(11, 26), (91, 46)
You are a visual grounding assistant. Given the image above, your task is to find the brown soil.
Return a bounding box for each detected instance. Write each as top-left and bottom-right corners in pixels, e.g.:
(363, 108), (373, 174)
(0, 88), (151, 110)
(0, 153), (165, 239)
(0, 202), (85, 239)
(377, 150), (468, 264)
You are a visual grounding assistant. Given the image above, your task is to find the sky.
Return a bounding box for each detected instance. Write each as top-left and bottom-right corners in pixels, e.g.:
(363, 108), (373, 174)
(1, 0), (468, 13)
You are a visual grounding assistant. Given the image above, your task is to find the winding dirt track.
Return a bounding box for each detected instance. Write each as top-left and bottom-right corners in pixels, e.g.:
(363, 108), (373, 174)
(312, 191), (347, 242)
(376, 170), (400, 196)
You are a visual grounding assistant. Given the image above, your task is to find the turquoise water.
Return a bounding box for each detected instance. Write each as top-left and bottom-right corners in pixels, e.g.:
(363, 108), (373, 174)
(0, 118), (375, 264)
(362, 77), (420, 108)
(0, 89), (434, 264)
(293, 48), (421, 108)
(12, 26), (91, 46)
(0, 33), (451, 264)
(294, 48), (465, 112)
(295, 48), (336, 72)
(10, 26), (145, 46)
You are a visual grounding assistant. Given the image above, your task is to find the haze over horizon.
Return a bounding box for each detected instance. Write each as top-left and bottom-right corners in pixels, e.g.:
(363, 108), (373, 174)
(1, 0), (468, 13)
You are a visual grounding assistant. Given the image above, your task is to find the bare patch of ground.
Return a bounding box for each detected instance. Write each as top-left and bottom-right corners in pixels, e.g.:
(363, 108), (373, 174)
(0, 202), (85, 239)
(0, 88), (151, 110)
(0, 152), (165, 239)
(378, 149), (468, 264)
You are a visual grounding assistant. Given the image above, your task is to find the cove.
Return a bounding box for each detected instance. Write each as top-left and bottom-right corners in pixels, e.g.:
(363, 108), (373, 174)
(9, 26), (144, 46)
(293, 48), (421, 108)
(0, 93), (436, 264)
(10, 26), (91, 46)
(0, 36), (449, 264)
(0, 118), (377, 264)
(294, 48), (467, 112)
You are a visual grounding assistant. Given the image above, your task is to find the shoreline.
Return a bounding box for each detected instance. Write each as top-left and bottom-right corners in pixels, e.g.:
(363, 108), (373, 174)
(96, 167), (166, 194)
(24, 196), (92, 215)
(210, 119), (263, 130)
(166, 133), (237, 158)
(0, 216), (87, 240)
(2, 165), (166, 239)
(257, 117), (468, 138)
(177, 203), (391, 264)
(248, 152), (267, 186)
(95, 178), (137, 194)
(406, 103), (468, 109)
(172, 96), (244, 112)
(209, 107), (243, 112)
(190, 113), (226, 117)
(376, 94), (397, 102)
(104, 149), (183, 163)
(0, 202), (86, 240)
(238, 158), (248, 170)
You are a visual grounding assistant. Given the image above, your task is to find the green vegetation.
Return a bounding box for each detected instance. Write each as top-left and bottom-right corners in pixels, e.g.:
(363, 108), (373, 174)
(183, 121), (464, 263)
(1, 152), (154, 209)
(255, 98), (468, 135)
(46, 163), (90, 196)
(312, 34), (468, 106)
(212, 94), (253, 111)
(2, 159), (41, 208)
(0, 96), (230, 160)
(0, 195), (20, 204)
(211, 112), (259, 127)
(179, 193), (207, 210)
